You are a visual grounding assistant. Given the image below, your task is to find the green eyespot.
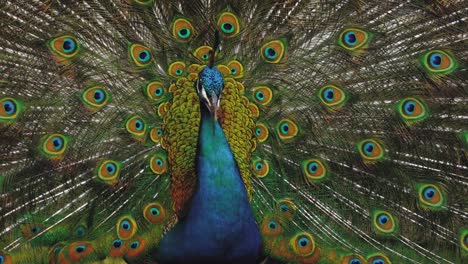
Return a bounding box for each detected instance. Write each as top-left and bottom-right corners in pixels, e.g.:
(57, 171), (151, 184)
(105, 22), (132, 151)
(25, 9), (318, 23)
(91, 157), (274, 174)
(419, 49), (458, 76)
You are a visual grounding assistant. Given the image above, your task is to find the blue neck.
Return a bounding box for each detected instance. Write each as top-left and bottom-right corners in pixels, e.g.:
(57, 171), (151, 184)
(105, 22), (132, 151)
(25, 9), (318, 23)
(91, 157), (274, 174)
(158, 106), (261, 263)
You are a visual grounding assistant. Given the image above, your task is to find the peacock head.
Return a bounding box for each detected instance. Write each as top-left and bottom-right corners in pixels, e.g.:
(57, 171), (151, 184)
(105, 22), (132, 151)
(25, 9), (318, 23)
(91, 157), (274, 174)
(196, 65), (224, 116)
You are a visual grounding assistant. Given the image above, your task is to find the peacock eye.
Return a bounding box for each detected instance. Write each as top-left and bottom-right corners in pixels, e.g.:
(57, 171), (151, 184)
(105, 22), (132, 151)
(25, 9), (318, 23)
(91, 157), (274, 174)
(396, 97), (428, 124)
(145, 81), (166, 102)
(318, 84), (347, 108)
(97, 160), (121, 184)
(290, 233), (315, 256)
(82, 86), (110, 110)
(276, 119), (299, 140)
(129, 44), (153, 67)
(227, 60), (243, 78)
(150, 153), (167, 175)
(261, 40), (286, 63)
(143, 202), (166, 224)
(172, 18), (194, 42)
(168, 61), (186, 77)
(368, 254), (391, 264)
(420, 49), (457, 75)
(194, 46), (212, 62)
(357, 139), (384, 161)
(254, 123), (269, 142)
(126, 115), (147, 138)
(261, 217), (283, 236)
(217, 12), (240, 37)
(1, 98), (22, 121)
(268, 221), (277, 229)
(41, 133), (69, 159)
(75, 245), (86, 254)
(338, 28), (370, 51)
(418, 184), (444, 209)
(48, 35), (80, 58)
(276, 199), (296, 219)
(252, 158), (269, 178)
(349, 258), (362, 264)
(253, 86), (273, 106)
(302, 159), (328, 182)
(112, 239), (122, 248)
(372, 210), (397, 234)
(117, 216), (137, 240)
(130, 240), (140, 249)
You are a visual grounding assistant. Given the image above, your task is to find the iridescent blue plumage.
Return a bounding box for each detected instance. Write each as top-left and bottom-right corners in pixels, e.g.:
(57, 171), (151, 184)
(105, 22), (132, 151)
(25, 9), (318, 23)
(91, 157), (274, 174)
(199, 66), (224, 97)
(157, 67), (261, 263)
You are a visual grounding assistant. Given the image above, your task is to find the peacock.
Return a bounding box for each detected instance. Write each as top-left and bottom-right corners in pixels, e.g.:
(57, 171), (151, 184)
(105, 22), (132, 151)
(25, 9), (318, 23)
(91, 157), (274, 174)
(0, 0), (467, 263)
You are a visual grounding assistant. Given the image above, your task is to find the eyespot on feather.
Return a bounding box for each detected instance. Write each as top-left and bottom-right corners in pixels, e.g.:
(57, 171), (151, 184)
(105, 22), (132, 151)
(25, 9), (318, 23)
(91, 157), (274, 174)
(338, 28), (371, 51)
(372, 210), (397, 235)
(48, 35), (80, 59)
(261, 40), (286, 63)
(125, 115), (147, 137)
(419, 49), (458, 75)
(129, 43), (153, 67)
(217, 12), (240, 37)
(143, 202), (166, 224)
(117, 216), (137, 240)
(40, 133), (69, 159)
(0, 97), (22, 122)
(150, 153), (168, 175)
(172, 18), (194, 42)
(276, 119), (299, 141)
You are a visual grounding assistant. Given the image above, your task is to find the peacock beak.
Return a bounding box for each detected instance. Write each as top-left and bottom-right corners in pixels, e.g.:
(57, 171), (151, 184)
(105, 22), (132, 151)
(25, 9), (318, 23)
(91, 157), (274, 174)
(196, 78), (221, 118)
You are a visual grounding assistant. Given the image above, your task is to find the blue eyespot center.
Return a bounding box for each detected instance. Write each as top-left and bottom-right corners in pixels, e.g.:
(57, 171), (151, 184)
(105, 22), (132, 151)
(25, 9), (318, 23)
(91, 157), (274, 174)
(130, 241), (139, 249)
(298, 237), (309, 247)
(155, 87), (163, 96)
(256, 91), (265, 101)
(0, 255), (4, 263)
(201, 54), (209, 60)
(323, 88), (334, 102)
(372, 259), (385, 264)
(423, 187), (436, 200)
(178, 28), (191, 39)
(221, 22), (235, 33)
(403, 100), (416, 115)
(344, 32), (357, 46)
(138, 50), (150, 63)
(94, 89), (105, 103)
(156, 158), (163, 166)
(255, 162), (263, 170)
(378, 214), (389, 225)
(113, 239), (122, 248)
(230, 68), (237, 74)
(280, 123), (289, 134)
(429, 52), (442, 68)
(121, 220), (131, 230)
(135, 120), (143, 131)
(75, 245), (86, 254)
(52, 137), (64, 151)
(255, 128), (261, 136)
(268, 221), (277, 229)
(3, 100), (16, 115)
(106, 163), (116, 174)
(264, 47), (278, 59)
(363, 142), (375, 156)
(279, 204), (289, 212)
(63, 38), (76, 54)
(350, 258), (362, 264)
(308, 162), (318, 173)
(175, 69), (183, 76)
(150, 207), (160, 216)
(157, 129), (163, 136)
